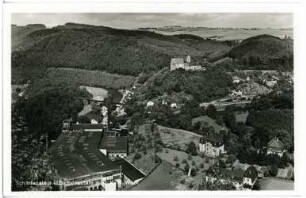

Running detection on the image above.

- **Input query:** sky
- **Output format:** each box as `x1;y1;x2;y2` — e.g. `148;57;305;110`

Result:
12;13;293;29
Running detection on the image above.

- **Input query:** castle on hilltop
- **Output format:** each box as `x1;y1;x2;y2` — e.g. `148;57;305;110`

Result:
170;55;204;71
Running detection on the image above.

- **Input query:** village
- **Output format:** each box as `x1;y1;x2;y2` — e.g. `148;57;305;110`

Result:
48;55;294;191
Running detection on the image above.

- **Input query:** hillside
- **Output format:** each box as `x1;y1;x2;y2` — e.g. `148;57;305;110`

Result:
11;23;231;83
228;34;293;59
11;24;46;51
227;34;293;70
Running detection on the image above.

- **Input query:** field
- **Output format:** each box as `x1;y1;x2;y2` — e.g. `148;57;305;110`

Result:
259;177;294;190
192;115;228;133
131;160;183;190
79;86;108;98
45;67;136;90
157;148;214;171
158;125;201;151
150;28;293;41
234;111;249;123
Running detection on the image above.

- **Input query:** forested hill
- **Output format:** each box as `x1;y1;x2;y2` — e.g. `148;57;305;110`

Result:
227;34;293;70
11;23;231;83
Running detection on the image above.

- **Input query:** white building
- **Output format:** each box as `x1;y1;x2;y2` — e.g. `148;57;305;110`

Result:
146;101;154;107
199;133;225;158
170;55;204;71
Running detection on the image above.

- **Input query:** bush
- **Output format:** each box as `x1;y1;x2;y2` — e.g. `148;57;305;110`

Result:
180;179;185;184
191;160;196;166
189;182;194;189
269;165;278;176
200;163;204;169
173;156;179;161
134;153;142;160
190;168;197;177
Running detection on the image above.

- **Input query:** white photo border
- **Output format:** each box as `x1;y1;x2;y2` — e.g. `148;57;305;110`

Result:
2;1;306;198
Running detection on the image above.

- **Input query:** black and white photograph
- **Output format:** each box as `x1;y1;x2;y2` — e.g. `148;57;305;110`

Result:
7;12;297;192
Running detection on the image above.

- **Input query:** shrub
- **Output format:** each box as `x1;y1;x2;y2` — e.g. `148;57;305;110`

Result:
190;168;197;177
180;179;185;184
269;165;278;176
134;153;142;160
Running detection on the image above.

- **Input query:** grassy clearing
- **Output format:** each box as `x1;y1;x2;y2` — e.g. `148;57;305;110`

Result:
45;67;136;90
157;148;214;172
192;115;228;133
131;160;182;190
127;150;158;175
259;177;294;190
158;125;201;151
234;111;249;123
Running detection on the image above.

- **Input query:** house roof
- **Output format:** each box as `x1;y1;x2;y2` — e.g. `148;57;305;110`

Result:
99;136;128;153
92;95;105;102
200;132;223;146
244;166;258;182
82;111;102;123
207;167;244;183
171;58;184;64
267;137;285;150
114;159;145;181
50;131;119;180
71;123;104;130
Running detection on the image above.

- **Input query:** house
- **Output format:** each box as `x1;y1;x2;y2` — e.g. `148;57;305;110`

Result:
232;76;241;84
205;167;245;190
205;166;258;190
146;101;154;107
170;103;177;108
50;131;122;191
243;166;258;188
62;120;104;133
267;137;286;157
199;133;225;158
265;80;277;88
99;135;128;160
114;159;146;186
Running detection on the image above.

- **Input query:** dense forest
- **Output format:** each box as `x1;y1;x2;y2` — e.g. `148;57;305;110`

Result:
11;23;231;84
227;34;293;71
143;68;233;102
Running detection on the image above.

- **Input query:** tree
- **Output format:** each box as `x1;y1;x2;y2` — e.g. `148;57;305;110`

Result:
187;141;198;156
184;164;190;175
269;165;278;177
77;115;91;124
190;168;197;177
134;153;142;161
206;104;217;119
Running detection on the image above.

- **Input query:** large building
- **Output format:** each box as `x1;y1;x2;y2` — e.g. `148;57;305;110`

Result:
199;133;225;158
170;55;204;71
99;135;128;160
51;122;144;191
